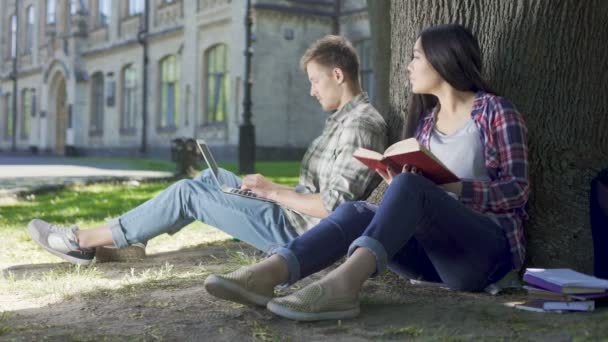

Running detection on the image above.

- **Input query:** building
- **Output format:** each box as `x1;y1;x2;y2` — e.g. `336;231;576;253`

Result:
0;0;373;160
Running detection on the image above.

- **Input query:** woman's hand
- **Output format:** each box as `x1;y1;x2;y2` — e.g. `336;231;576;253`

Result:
376;164;420;185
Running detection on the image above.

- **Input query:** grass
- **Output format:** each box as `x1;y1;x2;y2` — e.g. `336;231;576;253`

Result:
0;161;300;231
0;160;299;268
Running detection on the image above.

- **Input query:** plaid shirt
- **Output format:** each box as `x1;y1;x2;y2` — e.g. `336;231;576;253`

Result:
415;91;530;269
283;93;388;234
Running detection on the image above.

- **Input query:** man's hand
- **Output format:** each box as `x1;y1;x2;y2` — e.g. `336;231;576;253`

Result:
241;174;280;199
376;164;420;185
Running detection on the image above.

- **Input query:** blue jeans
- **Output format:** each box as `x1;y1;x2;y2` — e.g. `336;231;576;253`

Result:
108;169;299;253
274;173;513;291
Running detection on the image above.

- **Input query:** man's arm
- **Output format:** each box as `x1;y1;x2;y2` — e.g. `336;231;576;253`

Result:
241;174;328;218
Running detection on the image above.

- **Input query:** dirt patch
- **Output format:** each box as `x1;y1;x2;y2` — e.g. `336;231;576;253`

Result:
1;241;607;341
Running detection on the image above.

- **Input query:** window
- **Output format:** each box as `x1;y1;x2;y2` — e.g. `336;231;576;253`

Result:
3;93;13;140
26;6;35;53
204;44;229;124
70;0;78;15
99;0;111;26
159;55;180;128
121;65;137;131
10;15;17;58
90;72;105;134
355;39;374;103
21;89;34;139
128;0;144;15
47;0;56;24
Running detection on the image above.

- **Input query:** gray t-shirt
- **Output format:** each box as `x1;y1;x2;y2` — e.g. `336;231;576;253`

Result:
429;118;489;184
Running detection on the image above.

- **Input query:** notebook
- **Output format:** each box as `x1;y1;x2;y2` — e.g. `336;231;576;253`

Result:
195;139;276;203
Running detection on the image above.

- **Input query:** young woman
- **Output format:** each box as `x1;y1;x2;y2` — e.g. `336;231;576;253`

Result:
204;24;530;321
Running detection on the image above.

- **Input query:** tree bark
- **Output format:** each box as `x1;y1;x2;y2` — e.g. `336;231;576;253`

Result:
366;0;402;144
370;0;608;272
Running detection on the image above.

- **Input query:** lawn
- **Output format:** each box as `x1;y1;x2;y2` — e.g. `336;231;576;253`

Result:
2;160;608;341
0;161;300;268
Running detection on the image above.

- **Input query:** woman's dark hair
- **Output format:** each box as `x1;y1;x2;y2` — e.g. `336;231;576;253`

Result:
405;24;495;137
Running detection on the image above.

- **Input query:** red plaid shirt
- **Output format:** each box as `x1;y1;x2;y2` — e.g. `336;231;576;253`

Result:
415;91;530;269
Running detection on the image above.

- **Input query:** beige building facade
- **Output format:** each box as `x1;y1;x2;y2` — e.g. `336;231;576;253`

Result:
0;0;373;160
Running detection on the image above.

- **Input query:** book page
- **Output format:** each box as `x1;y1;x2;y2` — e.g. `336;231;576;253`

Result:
384;138;420;156
353;148;384;160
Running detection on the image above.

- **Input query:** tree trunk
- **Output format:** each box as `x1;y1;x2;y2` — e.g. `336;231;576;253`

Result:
366;0;402;144
370;0;608;272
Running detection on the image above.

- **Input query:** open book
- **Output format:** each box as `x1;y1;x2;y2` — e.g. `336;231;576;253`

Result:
353;138;459;184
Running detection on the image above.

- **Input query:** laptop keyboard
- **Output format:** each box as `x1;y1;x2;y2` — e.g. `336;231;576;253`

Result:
229;188;259;198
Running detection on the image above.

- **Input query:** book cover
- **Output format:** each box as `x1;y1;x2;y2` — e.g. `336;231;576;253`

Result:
515;299;595;313
543;300;595;312
353;138;459;185
523;268;608;294
514;299;558;313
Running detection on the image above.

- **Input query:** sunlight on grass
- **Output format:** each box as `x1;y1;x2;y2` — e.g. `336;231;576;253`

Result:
0;161;299;313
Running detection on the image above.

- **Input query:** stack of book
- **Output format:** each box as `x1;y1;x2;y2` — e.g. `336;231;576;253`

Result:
515;268;608;313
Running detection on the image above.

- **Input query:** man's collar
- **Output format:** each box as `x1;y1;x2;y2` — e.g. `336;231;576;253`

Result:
327;92;369;123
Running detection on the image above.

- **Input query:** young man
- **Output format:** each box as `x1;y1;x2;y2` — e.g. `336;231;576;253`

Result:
28;35;389;265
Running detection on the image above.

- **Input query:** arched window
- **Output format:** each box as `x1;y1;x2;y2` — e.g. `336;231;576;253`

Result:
121;65;138;131
90;72;105;134
354;39;374;103
204;44;229;124
26;6;35;53
159;55;180;128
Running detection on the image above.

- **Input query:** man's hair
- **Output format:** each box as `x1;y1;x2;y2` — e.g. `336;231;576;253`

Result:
300;35;360;84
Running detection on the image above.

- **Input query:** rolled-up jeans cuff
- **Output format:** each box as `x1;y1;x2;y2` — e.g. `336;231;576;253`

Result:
269;247;301;288
107;217;129;249
347;236;388;277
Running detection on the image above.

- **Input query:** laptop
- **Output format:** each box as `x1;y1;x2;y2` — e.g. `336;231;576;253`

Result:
195;139;276;203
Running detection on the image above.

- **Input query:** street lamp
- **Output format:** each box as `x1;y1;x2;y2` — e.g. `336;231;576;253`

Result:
238;0;255;174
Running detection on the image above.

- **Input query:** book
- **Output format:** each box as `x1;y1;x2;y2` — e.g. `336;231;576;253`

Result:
514;299;559;313
523;268;608;294
353;138;459;184
543;300;594;312
514;299;595;313
524;285;608;301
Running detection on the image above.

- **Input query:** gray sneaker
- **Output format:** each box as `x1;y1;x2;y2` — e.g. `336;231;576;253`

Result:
204;267;274;307
266;282;360;321
28;219;96;265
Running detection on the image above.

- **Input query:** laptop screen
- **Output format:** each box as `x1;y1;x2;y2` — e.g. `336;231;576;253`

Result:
195;139;223;187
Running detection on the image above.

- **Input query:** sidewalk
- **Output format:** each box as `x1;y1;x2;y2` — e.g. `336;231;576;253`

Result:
0;156;174;200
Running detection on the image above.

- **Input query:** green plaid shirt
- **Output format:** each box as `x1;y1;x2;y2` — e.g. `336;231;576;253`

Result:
282;93;388;234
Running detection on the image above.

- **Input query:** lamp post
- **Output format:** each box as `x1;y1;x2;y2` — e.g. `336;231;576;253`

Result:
238;0;255;174
11;0;20;152
137;0;149;154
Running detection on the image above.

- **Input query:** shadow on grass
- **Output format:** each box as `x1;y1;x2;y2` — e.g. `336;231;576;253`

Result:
2;239;608;341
